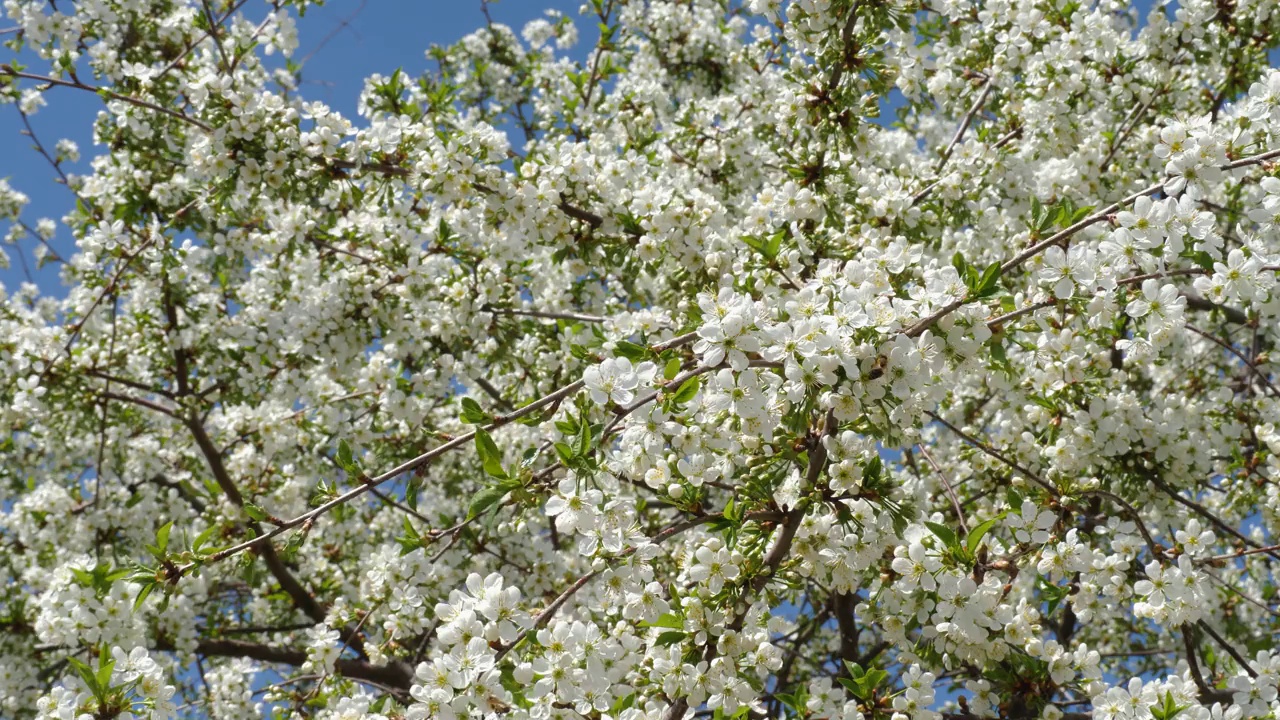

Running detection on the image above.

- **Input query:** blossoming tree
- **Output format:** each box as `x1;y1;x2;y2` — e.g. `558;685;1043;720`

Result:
2;0;1280;718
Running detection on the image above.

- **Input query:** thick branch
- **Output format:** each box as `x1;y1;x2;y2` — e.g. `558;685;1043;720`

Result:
155;637;413;693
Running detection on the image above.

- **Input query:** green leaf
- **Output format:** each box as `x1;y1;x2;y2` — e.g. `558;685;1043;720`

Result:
243;504;268;522
1030;196;1047;229
924;521;959;550
863;456;883;486
614;340;648;361
553;442;576;466
67;657;100;696
1040;577;1072;616
966;516;1001;554
555;416;579;437
104;567;132;584
654;630;687;647
1152;690;1190;720
670;376;701;405
192;525;218;553
611;692;637;714
1054;204;1070;229
133;581;156;611
973;261;1002;298
723;497;739;523
742;234;767;255
406;475;421;511
664;357;682;380
474;429;507;479
155;521;173;553
396;516;423;555
861;668;889;694
646;613;683;629
459;397;490;424
95;655;115;693
1181;248;1216;271
775;693;803;713
70;567;96;588
764;230;785;259
1028;394;1057;411
337;439;354;471
574;420;592;458
1006;489;1024;510
467;484;508;520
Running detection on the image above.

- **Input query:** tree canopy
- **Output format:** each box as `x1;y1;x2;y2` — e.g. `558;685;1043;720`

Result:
2;0;1280;719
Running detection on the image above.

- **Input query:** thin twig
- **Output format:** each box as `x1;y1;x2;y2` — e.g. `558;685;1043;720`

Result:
1;66;213;132
916;444;969;534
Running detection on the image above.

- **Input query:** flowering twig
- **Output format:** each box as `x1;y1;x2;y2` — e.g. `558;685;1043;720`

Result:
1;66;213;132
182;332;698;573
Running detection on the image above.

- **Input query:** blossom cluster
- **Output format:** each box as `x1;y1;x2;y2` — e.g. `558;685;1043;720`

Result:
1;0;1280;719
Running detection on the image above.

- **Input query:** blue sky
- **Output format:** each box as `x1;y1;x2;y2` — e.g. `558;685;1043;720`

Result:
0;0;581;295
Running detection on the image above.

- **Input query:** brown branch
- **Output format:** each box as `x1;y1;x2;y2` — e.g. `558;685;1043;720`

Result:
905;146;1280;338
832;591;860;672
1183;293;1250;326
1184;324;1278;397
1147;472;1280;562
825;1;862;93
923;410;1060;497
1;65;213;132
1197;620;1259;678
100;391;180;419
1200;542;1280;563
155;637;413;693
482;305;607;323
912;78;995;205
87;370;177;399
1183;626;1233;704
184;415;330;626
472;376;514;412
1100;87;1164;171
154;0;251;80
916;444;969;535
493;510;777;663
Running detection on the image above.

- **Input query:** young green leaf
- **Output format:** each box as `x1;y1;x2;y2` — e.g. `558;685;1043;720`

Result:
924;520;959;550
664;357;682;380
474;428;508;479
67;657;101;697
971;261;1002;298
467;484;508;520
133;581;156;611
614;340;648;361
670;375;701;405
155;520;173;553
574;420;593;458
654;630;687;647
459;397;490;424
965;516;1001;554
337;439;354;470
